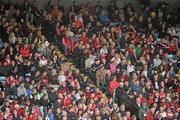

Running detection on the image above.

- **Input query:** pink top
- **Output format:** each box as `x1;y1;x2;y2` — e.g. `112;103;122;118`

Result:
110;63;117;74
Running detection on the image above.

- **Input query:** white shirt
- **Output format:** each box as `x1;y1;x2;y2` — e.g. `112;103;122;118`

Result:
127;65;135;73
100;47;108;55
58;75;66;85
153;58;162;67
155;81;159;90
85;57;95;69
39;59;48;65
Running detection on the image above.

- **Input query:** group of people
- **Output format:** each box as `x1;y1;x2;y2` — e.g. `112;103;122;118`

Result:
0;0;179;120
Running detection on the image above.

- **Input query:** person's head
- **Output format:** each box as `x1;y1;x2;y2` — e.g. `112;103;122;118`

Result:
13;109;18;115
127;60;132;65
25;99;31;106
121;58;126;64
95;108;100;116
48;108;53;114
159;106;164;112
56;108;61;114
33;93;38;100
5;107;11;115
138;15;143;22
113;103;118;110
131;115;137;120
75;69;80;75
101;58;106;64
120;103;125;112
160;81;165;87
95;59;100;64
62;116;67;120
20;83;25;88
124;81;129;87
6;54;10;59
150;107;155;114
125;111;131;118
153;103;157;109
24;43;29;49
156;54;160;59
7;114;13;120
136;97;141;104
153;74;158;81
118;82;123;88
112;76;117;81
73;1;77;6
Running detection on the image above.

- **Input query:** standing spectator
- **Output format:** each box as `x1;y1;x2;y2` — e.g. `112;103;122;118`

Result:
146;107;157;120
138;102;150;120
23;0;34;23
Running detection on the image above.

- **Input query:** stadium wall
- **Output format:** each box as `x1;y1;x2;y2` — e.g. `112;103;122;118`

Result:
2;0;180;10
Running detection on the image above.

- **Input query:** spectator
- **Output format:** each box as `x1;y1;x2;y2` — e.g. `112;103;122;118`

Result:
20;43;31;58
146;107;157;120
138;102;150;120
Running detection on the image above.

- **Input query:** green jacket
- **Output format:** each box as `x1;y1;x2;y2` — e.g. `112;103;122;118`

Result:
138;106;150;120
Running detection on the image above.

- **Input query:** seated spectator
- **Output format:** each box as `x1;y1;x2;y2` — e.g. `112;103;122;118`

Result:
20;44;31;58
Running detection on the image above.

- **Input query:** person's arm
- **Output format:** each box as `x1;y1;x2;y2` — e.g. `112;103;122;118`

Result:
138;109;143;120
62;37;65;45
17;87;21;97
24;88;27;97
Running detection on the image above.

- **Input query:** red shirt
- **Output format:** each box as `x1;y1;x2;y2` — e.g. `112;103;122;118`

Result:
171;101;179;110
109;80;119;95
119;74;129;81
20;47;30;57
126;47;134;55
64;97;72;107
165;102;170;110
146;112;155;120
144;48;150;54
94;92;101;100
159;92;165;98
168;44;176;53
0;113;3;120
140;96;147;104
27;113;36;120
15;78;20;85
86;48;93;55
148;97;154;106
58;87;69;94
18;108;26;118
133;38;140;45
93;40;102;49
63;37;73;47
85;91;91;99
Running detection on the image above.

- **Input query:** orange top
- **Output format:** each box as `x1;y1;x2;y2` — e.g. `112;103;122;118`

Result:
51;9;60;17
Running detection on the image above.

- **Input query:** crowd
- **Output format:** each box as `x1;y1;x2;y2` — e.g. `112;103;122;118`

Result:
0;0;179;120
